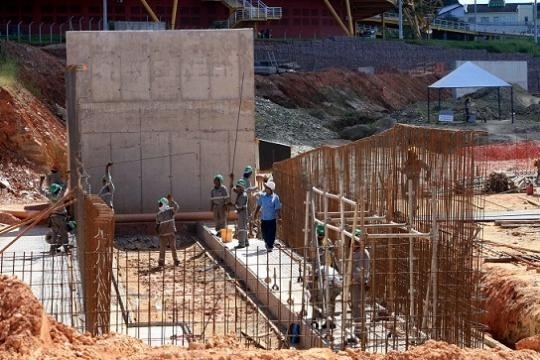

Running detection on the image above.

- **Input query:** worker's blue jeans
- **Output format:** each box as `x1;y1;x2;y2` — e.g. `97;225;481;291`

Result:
260;219;277;250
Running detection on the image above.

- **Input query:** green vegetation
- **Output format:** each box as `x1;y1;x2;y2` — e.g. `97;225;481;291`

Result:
409;38;540;57
0;57;19;86
0;54;41;97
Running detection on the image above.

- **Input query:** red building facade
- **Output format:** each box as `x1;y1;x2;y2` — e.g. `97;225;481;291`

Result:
0;0;349;38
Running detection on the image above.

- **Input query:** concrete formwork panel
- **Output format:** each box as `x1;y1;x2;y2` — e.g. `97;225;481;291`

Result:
67;30;255;213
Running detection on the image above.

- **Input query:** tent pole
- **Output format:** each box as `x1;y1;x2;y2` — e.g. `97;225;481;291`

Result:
427;87;431;123
511;86;515;124
497;87;501;120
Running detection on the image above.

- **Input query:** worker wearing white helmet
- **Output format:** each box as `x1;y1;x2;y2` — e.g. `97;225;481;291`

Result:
156;194;180;267
253;180;281;252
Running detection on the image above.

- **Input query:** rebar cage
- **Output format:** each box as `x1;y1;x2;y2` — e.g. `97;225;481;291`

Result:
272;124;486;349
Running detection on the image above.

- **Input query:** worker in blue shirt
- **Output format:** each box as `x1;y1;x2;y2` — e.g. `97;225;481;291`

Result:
253;181;281;252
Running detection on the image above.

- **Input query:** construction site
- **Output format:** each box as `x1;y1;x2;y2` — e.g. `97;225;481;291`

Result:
2;28;540;359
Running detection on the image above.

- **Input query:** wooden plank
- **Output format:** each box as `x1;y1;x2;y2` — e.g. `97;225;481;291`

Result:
498;224;540;228
495;219;540;225
518;196;540;208
484;257;514;263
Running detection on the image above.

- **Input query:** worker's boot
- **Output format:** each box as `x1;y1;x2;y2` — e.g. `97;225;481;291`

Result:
49;245;60;254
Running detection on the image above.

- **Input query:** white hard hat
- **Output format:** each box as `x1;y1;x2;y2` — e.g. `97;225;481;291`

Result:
265;181;276;191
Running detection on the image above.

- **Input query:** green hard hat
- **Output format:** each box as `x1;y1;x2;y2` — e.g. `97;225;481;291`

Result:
243;165;253;174
158;197;169;206
214;174;224;182
316;224;325;236
354;229;362;237
236;178;248;188
50;183;62;195
67;220;77;232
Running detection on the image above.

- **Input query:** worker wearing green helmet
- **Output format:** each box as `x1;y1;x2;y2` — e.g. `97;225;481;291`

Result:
38;177;68;254
308;222;342;329
233;178;249;249
316;223;325;237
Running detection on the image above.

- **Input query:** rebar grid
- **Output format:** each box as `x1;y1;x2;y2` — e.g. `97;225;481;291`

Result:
110;243;284;348
272;124;486;349
0;240;484;352
0;250;84;332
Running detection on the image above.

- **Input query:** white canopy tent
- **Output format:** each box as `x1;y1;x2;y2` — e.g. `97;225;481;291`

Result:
427;61;514;123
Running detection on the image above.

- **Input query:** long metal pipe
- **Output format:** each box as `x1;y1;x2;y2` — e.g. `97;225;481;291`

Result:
115;211;238;223
4;209;238;224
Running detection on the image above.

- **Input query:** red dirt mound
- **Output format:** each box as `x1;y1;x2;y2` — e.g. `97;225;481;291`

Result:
1;275;539;359
256;68;439;112
3;41;65;108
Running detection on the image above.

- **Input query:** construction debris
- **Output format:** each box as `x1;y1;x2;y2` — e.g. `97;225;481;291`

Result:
484;172;515;193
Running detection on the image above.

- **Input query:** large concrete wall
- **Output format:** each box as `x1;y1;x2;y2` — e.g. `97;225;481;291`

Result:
67;30;255;213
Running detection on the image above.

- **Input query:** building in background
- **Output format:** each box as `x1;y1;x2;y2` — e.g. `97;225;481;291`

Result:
0;0;395;39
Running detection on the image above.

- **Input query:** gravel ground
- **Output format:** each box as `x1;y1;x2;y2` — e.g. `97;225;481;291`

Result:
255;97;341;149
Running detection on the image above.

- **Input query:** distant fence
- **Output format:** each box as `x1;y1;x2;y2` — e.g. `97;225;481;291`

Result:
0;19;165;44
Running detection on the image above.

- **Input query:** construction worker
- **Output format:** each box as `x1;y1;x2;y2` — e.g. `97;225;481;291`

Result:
307;264;343;330
401;147;430;199
464;97;472;122
39;179;68;254
350;229;371;340
242;165;254;187
210;174;229;237
45;163;65;189
250;173;271;239
98;162;115;209
242;165;259;238
253;180;281;252
233;178;249;249
314;223;337;267
156;194;180;267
